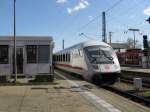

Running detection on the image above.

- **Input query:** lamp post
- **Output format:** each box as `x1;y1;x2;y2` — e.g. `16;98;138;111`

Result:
14;0;17;82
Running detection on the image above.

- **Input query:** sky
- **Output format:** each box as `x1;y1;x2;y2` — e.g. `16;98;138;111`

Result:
0;0;150;51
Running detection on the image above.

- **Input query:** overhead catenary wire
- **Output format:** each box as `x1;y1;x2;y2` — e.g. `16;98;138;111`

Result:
74;0;125;36
107;0;144;24
105;0;124;12
76;14;101;33
79;33;101;40
68;0;126;42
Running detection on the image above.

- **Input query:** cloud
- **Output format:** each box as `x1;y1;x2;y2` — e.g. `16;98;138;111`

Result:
67;0;90;14
56;0;67;4
144;7;150;16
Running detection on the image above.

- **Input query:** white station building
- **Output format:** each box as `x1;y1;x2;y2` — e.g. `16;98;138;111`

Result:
0;36;54;78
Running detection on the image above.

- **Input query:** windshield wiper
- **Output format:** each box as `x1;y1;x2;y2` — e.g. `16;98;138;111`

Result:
91;57;97;64
101;50;113;61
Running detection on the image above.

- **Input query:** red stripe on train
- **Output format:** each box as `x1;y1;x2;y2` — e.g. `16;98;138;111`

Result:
55;63;83;70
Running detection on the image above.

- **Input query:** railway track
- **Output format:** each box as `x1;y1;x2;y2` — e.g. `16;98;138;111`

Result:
102;85;150;106
55;69;150;107
120;76;150;88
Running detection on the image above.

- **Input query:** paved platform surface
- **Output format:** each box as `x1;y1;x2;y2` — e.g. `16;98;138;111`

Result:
0;70;149;112
121;67;150;79
0;77;97;112
121;67;150;73
55;70;150;112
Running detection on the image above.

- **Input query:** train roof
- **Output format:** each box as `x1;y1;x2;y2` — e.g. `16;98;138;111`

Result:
55;40;111;54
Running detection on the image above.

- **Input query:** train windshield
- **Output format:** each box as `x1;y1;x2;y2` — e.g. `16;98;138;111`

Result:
84;46;114;64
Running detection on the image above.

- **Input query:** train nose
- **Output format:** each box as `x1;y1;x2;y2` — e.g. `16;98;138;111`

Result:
92;64;120;73
92;64;99;69
92;73;120;85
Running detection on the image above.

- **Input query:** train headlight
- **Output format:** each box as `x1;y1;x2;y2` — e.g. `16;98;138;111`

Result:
92;65;99;69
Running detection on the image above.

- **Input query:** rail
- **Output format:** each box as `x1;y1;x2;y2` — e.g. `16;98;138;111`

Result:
102;85;150;106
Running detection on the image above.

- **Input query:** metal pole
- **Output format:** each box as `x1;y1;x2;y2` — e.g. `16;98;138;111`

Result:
14;0;17;82
133;31;135;48
109;32;112;44
102;12;106;42
62;39;64;50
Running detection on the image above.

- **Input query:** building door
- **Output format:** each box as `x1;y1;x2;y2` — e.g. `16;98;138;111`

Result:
13;48;23;74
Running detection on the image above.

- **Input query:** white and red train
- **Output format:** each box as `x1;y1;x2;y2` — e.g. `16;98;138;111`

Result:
54;40;121;84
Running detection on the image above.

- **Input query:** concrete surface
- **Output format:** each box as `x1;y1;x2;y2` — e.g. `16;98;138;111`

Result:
0;70;149;112
0;77;97;112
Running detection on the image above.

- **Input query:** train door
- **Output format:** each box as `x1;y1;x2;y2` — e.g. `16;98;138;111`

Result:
13;47;23;74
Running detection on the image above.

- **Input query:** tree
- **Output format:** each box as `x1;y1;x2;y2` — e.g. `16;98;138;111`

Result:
126;37;141;49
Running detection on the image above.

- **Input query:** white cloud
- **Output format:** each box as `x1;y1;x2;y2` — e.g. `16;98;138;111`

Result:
67;0;90;14
67;8;72;14
144;7;150;16
56;0;67;4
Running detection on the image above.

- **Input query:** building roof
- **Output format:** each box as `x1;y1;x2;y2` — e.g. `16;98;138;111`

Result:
0;36;54;46
0;36;53;41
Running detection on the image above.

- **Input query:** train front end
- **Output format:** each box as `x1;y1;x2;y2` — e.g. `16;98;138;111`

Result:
84;44;121;84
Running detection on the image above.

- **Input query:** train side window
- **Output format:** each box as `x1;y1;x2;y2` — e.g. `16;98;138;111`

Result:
54;55;56;61
78;49;83;57
60;55;62;62
0;45;9;64
61;54;63;62
58;55;59;62
64;54;66;62
58;55;60;61
68;53;70;62
59;55;60;61
66;54;68;62
63;54;65;62
53;56;56;61
66;54;67;62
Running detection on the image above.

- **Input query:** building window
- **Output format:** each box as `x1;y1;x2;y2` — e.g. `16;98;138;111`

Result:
38;45;50;63
0;45;8;64
26;45;50;63
26;45;37;63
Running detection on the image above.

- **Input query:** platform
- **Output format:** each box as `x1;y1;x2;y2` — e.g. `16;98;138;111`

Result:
55;70;150;112
0;71;149;112
121;67;150;78
121;67;150;73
